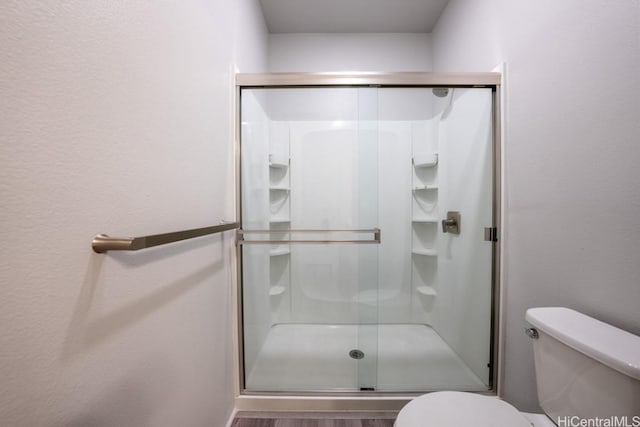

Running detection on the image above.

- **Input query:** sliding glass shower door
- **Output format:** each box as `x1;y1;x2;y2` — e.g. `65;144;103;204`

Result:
240;87;381;391
239;82;496;393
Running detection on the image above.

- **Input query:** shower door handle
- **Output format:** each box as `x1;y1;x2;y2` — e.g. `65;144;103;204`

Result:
237;228;381;245
441;211;461;234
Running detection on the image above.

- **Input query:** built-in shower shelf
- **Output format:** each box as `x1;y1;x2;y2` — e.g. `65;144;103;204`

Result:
412;216;438;223
269;161;289;169
269;154;289;169
412;248;438;256
269;186;290;192
269;286;285;296
417;286;437;297
413;153;438;168
413;184;438;191
269;247;290;256
269;217;290;224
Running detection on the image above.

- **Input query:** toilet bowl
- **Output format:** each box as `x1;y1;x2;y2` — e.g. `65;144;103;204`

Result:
395;307;640;427
395;391;546;427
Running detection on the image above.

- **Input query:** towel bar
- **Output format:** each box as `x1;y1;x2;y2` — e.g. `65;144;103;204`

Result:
92;222;239;253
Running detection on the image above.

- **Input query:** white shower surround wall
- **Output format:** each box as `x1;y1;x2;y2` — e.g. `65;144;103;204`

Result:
241;87;494;389
434;89;493;384
240;90;272;378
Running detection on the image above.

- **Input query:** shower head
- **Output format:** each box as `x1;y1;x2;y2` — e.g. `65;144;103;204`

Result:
439;88;455;119
432;88;449;98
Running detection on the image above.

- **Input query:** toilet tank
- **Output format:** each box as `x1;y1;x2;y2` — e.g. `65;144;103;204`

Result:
526;307;640;420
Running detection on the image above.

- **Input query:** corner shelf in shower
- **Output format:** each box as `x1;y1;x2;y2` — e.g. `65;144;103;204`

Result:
269;247;290;256
412;216;438;223
269;217;290;224
417;286;437;297
411;146;439;319
413;152;438;168
412;248;438;257
269;155;289;169
269;186;290;192
268;285;286;296
413;184;438;191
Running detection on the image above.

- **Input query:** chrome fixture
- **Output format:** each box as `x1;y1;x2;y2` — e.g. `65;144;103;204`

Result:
484;227;498;242
432;87;449;98
237;228;381;245
441;211;461;234
525;328;539;339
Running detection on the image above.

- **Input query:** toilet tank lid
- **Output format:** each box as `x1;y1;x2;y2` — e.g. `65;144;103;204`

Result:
526;307;640;380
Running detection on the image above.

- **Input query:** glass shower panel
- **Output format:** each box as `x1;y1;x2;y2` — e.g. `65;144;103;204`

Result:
354;88;379;391
425;87;494;390
373;87;494;391
239;83;495;394
240;87;379;392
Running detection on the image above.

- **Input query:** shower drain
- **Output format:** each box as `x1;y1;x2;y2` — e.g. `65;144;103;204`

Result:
349;349;365;360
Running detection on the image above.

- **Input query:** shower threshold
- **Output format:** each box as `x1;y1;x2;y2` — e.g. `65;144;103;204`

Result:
245;324;487;393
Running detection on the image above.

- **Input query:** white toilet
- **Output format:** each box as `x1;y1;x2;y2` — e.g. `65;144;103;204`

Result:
395;307;640;426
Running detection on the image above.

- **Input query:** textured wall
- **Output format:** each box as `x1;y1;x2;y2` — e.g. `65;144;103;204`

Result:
432;0;640;411
0;1;266;426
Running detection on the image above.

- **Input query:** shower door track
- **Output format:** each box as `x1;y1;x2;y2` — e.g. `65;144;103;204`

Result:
236;71;500;88
233;72;503;411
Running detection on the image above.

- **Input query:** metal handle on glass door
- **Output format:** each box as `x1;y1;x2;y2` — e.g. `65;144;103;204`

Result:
441;211;461;234
237;228;381;245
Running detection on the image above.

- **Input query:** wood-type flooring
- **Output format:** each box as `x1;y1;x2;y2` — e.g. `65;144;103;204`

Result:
231;412;396;427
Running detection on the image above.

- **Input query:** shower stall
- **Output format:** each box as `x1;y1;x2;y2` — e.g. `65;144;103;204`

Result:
237;73;500;395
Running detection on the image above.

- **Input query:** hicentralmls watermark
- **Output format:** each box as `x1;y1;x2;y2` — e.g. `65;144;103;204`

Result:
556;416;640;427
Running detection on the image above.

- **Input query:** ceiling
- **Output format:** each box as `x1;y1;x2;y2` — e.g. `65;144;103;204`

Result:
259;0;451;34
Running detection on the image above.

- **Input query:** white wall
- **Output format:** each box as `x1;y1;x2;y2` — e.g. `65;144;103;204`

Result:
269;33;432;72
432;0;640;411
0;1;267;426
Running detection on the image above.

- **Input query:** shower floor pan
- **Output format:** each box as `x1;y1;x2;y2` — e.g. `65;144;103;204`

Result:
245;324;487;392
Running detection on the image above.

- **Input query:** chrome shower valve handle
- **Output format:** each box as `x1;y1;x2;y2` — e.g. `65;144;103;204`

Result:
441;211;461;234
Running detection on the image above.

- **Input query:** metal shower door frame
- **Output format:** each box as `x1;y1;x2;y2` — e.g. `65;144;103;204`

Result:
234;72;502;400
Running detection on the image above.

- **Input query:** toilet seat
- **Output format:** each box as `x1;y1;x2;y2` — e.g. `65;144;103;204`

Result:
395;391;533;427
